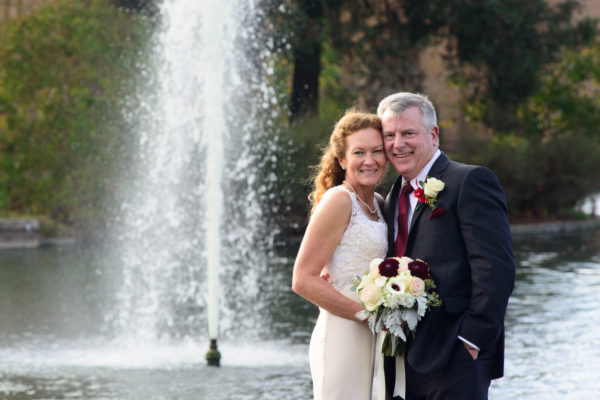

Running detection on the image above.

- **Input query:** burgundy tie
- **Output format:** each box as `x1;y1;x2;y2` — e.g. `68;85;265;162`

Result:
394;183;413;257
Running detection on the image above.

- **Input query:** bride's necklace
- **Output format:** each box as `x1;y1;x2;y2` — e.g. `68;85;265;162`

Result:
342;180;377;214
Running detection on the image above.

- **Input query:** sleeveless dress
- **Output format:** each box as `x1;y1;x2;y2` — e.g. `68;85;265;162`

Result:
309;186;388;400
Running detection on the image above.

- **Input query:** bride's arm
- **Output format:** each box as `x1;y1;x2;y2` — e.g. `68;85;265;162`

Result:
292;189;365;322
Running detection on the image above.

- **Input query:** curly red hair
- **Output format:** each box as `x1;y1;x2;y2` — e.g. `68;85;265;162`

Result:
308;110;382;216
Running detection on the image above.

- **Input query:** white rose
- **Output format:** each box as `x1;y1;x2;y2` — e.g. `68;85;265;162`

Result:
397;257;412;272
424;177;445;198
360;282;384;311
407;277;425;296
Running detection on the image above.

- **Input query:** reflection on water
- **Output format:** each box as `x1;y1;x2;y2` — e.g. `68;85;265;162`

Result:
492;230;600;399
0;229;599;399
0;246;120;343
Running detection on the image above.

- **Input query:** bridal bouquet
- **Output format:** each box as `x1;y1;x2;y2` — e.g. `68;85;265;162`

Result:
353;257;441;356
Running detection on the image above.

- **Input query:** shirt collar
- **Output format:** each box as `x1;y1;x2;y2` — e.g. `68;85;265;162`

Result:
402;149;442;189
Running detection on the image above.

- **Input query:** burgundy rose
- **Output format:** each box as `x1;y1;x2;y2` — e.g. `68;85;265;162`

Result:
429;207;446;220
408;259;431;280
378;258;400;277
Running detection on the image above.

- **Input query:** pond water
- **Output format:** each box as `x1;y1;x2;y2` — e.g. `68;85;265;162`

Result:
0;229;599;399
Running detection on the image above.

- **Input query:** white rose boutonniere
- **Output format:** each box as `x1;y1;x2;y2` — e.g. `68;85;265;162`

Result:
423;177;445;198
414;177;446;219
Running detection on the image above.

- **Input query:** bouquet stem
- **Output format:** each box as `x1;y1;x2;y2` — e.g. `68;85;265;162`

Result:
381;332;405;357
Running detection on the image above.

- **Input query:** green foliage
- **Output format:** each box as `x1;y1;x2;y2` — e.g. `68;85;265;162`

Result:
455;134;600;219
313;0;600;220
282;117;334;223
453;37;600;219
517;41;600;140
264;0;600;221
444;0;597;132
320;1;428;106
36;214;75;237
272;0;434;121
282;0;596;131
0;0;153;235
318;40;356;119
449;8;600;220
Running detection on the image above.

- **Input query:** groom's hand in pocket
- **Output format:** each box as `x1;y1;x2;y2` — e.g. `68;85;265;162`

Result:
464;343;479;360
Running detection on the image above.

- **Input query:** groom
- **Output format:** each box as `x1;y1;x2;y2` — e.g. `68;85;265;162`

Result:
379;92;515;400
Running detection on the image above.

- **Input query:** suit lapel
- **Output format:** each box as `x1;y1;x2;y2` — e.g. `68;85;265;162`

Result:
406;153;450;253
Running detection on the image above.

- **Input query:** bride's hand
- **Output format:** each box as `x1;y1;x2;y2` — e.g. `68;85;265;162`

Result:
320;269;329;281
355;309;369;325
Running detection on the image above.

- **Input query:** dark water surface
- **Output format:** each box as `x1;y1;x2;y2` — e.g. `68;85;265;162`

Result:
0;229;599;399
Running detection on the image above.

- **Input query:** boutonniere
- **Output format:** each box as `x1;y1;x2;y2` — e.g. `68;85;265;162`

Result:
414;177;446;219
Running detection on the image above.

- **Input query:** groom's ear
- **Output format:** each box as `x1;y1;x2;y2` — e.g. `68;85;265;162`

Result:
430;126;439;147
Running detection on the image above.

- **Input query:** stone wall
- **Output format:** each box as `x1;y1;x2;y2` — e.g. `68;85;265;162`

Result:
0;219;40;249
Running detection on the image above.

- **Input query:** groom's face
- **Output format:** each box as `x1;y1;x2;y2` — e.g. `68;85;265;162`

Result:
382;107;438;181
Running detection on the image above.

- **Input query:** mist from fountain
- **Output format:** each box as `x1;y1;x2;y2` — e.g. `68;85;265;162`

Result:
110;0;286;361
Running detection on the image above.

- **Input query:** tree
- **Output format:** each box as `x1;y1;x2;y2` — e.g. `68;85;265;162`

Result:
517;39;600;140
287;0;437;118
290;0;323;121
284;0;596;125
279;0;599;220
441;0;597;132
0;0;152;233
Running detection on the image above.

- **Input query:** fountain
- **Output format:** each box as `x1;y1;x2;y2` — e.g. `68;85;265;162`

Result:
112;0;284;365
2;2;600;398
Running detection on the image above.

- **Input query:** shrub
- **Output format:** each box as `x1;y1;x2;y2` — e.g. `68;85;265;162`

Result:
0;0;153;236
455;134;600;220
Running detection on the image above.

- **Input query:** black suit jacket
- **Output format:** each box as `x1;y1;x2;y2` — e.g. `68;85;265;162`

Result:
383;152;515;379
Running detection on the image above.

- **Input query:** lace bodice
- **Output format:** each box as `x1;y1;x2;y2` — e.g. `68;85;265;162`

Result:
327;187;388;297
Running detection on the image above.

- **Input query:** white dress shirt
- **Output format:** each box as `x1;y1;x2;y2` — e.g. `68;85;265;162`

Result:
392;149;441;239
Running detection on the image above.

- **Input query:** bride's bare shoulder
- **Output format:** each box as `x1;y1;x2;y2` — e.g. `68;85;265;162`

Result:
316;187;352;213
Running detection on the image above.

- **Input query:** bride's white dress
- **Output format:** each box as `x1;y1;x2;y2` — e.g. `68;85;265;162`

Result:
309;186;388;400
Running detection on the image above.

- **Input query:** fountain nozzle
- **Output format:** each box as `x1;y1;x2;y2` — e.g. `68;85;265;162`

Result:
205;338;221;367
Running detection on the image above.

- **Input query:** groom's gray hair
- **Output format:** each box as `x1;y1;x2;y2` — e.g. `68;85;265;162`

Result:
377;92;437;134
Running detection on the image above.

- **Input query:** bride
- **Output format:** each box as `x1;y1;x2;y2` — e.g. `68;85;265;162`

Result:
292;110;388;400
